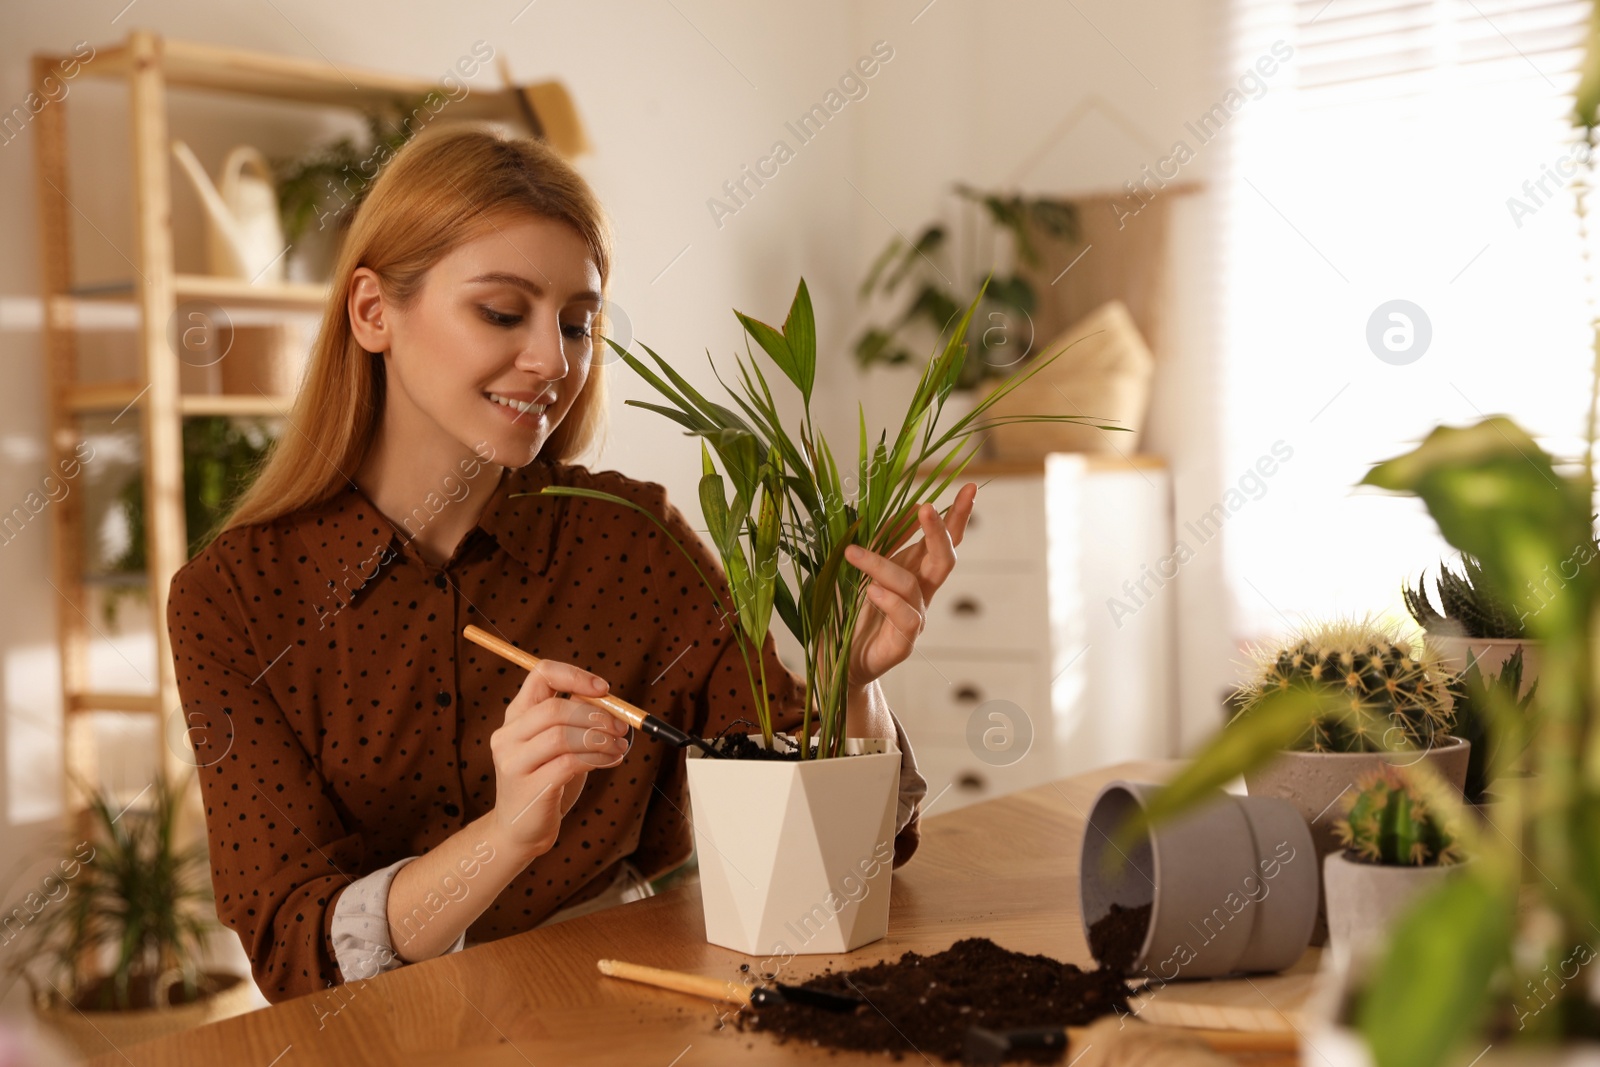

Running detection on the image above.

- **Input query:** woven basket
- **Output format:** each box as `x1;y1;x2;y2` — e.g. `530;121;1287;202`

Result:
31;971;256;1060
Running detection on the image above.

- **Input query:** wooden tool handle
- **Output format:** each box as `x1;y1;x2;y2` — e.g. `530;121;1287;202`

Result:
463;624;648;729
597;959;751;1006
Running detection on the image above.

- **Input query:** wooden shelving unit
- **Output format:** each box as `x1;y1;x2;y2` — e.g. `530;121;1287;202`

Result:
30;29;570;804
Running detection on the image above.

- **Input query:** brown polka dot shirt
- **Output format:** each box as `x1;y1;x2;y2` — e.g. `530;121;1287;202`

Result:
165;458;924;1003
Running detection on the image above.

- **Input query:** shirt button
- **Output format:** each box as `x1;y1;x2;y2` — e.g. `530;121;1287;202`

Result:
442;803;460;818
434;573;448;590
436;691;452;708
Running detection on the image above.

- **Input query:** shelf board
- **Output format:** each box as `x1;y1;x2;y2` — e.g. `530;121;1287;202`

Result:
183;393;296;417
67;691;159;715
63;275;329;313
176;274;330;311
76;37;527;121
66;381;295;418
917;454;1169;477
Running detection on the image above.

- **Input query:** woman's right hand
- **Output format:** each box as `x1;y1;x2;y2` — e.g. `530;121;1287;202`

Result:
488;658;630;861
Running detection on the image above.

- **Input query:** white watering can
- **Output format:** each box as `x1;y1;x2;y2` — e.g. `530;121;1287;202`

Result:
170;140;286;283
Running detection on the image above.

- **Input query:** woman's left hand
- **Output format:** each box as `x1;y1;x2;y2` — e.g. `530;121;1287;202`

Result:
845;482;977;689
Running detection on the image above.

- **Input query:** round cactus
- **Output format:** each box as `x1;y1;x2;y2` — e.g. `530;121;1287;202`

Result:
1231;619;1454;753
1334;764;1463;866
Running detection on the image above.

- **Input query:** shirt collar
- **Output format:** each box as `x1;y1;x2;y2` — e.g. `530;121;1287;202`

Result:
290;460;559;614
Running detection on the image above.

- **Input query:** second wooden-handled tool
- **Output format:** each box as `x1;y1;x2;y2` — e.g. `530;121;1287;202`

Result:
597;959;862;1011
462;625;725;759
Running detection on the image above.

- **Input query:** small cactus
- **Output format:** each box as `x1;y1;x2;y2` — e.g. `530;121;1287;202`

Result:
1334;764;1464;867
1232;619;1454;753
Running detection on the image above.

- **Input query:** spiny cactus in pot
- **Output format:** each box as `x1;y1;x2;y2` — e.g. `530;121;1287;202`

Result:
1225;619;1468;945
1231;619;1455;754
1324;764;1470;963
1334;764;1464;868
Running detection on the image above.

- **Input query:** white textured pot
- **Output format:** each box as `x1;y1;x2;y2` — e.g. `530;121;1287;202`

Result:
1429;634;1542;690
1323;852;1467;969
1303;952;1600;1066
1245;738;1471;866
1246;738;1470;945
685;735;900;957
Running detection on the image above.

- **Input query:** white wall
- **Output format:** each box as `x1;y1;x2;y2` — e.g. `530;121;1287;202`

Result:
0;0;1231;1004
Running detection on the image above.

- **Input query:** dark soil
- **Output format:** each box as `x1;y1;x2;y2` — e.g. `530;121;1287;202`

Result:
736;937;1132;1062
711;729;866;762
1086;903;1151;974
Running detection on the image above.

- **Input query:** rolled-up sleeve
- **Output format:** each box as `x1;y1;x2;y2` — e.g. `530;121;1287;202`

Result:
331;856;467;981
167;560;366;1003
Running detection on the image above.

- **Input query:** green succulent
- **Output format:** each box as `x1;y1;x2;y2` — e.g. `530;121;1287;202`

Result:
1404;556;1525;639
1231;619;1454;754
1334;764;1464;867
1446;647;1538;806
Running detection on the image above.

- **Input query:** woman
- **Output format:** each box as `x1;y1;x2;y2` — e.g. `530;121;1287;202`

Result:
166;126;978;1004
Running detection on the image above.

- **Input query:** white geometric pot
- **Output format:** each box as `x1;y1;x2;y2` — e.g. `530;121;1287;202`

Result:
686;735;901;957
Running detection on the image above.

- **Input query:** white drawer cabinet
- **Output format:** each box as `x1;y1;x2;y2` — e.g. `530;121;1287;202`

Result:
883;455;1174;815
917;570;1049;654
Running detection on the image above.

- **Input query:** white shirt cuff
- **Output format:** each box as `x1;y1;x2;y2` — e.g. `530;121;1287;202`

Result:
887;709;927;835
331;855;468;982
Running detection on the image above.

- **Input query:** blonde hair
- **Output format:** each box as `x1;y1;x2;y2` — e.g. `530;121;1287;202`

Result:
222;125;613;533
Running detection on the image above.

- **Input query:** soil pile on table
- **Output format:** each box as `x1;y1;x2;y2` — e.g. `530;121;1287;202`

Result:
737;937;1132;1062
1086;902;1152;974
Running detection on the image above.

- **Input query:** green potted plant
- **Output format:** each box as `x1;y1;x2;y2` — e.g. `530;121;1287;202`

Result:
530;278;1107;955
271;94;435;282
102;415;276;626
1323;763;1469;966
1232;618;1467;854
1404;555;1549;688
853;184;1078;391
1446;648;1538;812
4;775;254;1058
1134;418;1599;1063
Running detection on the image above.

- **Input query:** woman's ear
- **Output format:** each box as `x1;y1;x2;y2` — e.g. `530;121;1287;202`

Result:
348;267;391;354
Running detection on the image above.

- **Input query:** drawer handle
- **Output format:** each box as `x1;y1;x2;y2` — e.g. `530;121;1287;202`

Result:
953;684;983;704
951;597;981;617
957;771;987;792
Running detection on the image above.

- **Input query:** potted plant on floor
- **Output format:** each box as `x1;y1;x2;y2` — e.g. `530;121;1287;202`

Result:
534;279;1107;956
1404;555;1550;688
3;776;255;1059
1323;763;1469;966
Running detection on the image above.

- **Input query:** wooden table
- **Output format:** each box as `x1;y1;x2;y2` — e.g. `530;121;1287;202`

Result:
88;760;1302;1066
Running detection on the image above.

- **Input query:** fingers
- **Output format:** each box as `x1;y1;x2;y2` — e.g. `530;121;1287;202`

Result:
845;543;924;608
916;501;958;589
497;709;631;776
507;657;610;723
863;582;923;649
533;657;610;698
505;699;627;744
945;482;978;547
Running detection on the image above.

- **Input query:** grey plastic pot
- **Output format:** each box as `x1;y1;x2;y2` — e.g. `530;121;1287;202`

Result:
1080;780;1318;980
